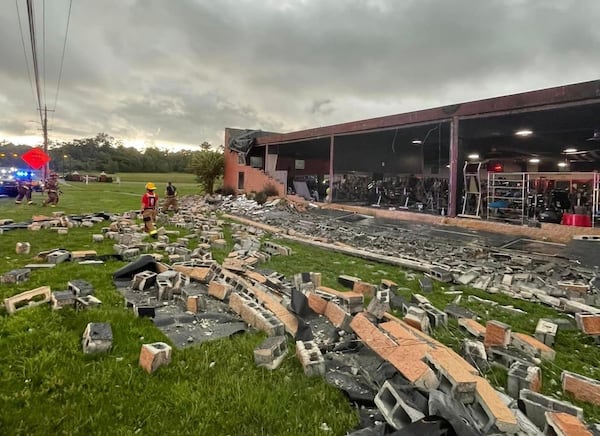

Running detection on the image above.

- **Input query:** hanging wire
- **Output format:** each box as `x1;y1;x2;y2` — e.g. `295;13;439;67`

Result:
52;0;73;118
15;0;38;120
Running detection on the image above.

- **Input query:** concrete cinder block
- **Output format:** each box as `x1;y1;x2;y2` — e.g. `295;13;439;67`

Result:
295;340;325;377
68;279;94;297
366;297;390;320
519;389;584;431
534;319;558;346
254;336;288;370
208;281;233;301
545;412;592;436
374;380;425;430
131;271;157;291
4;286;51;314
511;332;556;361
46;249;70;264
82;322;112;354
0;268;31;284
139;342;172;373
15;242;31;254
75;295;102;309
92;234;104;242
562;371;600;407
506;362;542;399
52;291;76;310
484;320;512;348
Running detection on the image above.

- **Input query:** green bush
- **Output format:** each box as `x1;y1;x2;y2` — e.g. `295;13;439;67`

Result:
220;185;236;196
255;191;268;204
262;183;279;197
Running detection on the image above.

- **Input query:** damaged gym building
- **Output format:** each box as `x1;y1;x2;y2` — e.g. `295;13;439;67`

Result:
224;80;600;234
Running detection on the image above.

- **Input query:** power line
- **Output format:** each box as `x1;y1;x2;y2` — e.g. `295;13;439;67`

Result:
15;0;37;119
52;0;73;114
25;0;44;125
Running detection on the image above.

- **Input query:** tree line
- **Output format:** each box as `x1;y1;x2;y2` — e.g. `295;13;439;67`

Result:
1;133;225;193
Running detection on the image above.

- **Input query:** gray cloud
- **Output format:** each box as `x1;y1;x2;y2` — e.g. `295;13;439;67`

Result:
1;0;599;149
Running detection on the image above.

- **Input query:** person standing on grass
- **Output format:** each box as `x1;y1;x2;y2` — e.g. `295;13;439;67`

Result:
15;177;33;205
163;181;178;213
141;182;159;238
42;173;60;207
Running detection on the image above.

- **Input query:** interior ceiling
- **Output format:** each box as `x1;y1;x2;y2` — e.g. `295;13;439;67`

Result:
264;101;600;167
460;102;600;162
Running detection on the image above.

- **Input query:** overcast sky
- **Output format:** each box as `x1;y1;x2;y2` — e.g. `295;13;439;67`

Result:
0;0;599;151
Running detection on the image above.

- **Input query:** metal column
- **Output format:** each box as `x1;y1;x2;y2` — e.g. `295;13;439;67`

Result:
448;116;459;217
328;136;334;203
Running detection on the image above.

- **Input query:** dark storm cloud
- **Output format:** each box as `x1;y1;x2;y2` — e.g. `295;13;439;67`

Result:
1;0;599;148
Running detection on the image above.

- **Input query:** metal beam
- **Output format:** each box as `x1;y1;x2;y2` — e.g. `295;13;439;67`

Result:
329;136;334;203
448;117;459;217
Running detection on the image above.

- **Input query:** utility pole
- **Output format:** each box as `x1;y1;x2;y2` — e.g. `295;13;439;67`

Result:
43;106;49;180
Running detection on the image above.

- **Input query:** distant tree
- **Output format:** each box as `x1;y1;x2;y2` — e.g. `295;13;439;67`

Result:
188;145;224;194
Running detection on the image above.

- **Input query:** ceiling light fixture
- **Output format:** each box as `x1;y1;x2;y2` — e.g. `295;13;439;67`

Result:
515;129;533;137
563;147;578;153
412;139;423;145
529;158;540;163
557;162;567;168
467;153;479;160
587;129;600;142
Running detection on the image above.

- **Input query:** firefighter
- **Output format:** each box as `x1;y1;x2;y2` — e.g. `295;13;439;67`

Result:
43;173;60;207
141;182;159;238
15;177;33;205
163;181;178;213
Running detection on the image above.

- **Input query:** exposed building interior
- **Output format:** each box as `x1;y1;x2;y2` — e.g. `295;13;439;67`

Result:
230;81;600;228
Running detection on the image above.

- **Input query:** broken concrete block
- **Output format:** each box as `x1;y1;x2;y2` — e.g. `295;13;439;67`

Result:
57;228;68;235
425;349;478;404
374;380;425;430
575;313;600;336
562;371;600;406
92;234;104;242
461;340;489;374
15;242;31;254
307;292;328;315
316;286;364;314
133;304;155;318
131;271;157;291
418;276;433;292
511;332;556;361
471;377;519;434
82;322;112;354
122;248;141;261
338;274;361;289
403;306;430;334
366;297;389;320
518;389;584;431
380;278;398;292
75;295;102;309
506;362;542;399
545;412;592;436
68;279;94;297
458;318;486;338
52;291;75;310
295;340;325;377
254;336;288;370
139;342;172;373
444;304;477;320
324;301;352;331
457;270;479;285
208;281;233;301
422;304;448;328
353;281;376;298
46;249;70;264
186;295;204;313
429;267;453;283
375;288;391;304
484;320;511;348
4;286;51;314
534;319;558;346
0;268;31;284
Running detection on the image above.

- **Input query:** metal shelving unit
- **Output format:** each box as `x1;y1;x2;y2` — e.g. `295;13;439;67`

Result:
487;172;530;224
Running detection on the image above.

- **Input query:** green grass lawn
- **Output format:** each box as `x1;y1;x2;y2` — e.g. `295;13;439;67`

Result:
0;180;358;435
1;179;599;434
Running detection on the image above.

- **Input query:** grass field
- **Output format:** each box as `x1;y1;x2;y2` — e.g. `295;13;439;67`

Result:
1;175;599;434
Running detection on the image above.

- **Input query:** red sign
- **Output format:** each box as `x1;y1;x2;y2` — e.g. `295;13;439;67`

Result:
21;148;51;170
